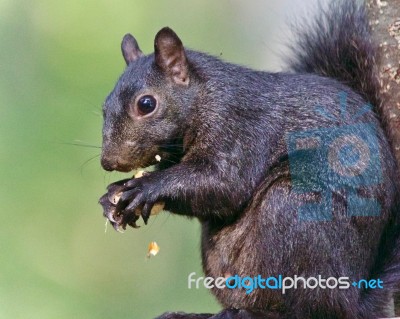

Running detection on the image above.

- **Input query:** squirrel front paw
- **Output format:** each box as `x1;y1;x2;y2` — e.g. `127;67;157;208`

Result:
99;178;137;230
99;175;164;231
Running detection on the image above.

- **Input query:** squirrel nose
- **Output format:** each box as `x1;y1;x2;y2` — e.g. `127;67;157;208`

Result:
101;155;117;171
101;153;134;172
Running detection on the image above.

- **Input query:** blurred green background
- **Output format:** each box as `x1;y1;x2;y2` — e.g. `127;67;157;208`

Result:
0;0;312;318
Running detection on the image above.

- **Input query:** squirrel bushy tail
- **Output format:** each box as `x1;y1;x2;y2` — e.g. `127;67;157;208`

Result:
287;0;381;110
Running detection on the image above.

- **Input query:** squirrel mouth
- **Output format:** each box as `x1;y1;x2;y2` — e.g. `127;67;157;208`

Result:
113;165;135;173
101;156;135;172
101;153;163;173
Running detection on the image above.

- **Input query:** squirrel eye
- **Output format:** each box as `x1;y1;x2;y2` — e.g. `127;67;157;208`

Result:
136;95;157;116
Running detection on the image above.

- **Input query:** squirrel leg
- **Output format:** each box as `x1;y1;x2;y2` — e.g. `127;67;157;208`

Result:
103;159;252;227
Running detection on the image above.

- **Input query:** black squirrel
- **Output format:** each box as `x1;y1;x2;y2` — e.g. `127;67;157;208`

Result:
99;1;400;318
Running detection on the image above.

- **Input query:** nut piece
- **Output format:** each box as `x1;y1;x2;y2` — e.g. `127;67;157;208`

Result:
147;241;160;258
150;202;165;215
134;170;145;178
134;201;165;216
133;170;165;216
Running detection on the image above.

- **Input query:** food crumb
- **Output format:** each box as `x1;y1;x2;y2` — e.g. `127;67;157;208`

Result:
147;241;160;258
150;202;165;216
155;154;161;162
134;170;145;178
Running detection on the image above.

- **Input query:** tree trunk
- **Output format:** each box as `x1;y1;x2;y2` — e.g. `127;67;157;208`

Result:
367;1;400;317
367;0;400;160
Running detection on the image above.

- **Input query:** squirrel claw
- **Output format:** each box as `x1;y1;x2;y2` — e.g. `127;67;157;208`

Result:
101;175;160;230
99;192;125;232
112;221;123;232
141;201;155;225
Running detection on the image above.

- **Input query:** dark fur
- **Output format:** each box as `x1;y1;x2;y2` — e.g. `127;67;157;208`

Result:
99;1;400;318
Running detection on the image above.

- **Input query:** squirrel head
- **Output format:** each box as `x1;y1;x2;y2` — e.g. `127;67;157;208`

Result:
101;27;196;172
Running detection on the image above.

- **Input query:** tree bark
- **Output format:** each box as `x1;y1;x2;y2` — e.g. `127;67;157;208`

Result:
367;1;400;317
367;0;400;161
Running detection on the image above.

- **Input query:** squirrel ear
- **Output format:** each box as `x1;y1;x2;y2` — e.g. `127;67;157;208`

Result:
121;34;143;65
154;27;189;86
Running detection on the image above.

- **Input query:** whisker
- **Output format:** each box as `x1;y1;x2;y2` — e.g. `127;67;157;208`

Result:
76;93;103;111
159;157;179;165
158;148;183;153
60;141;101;149
158;143;184;147
160;151;184;156
80;154;101;176
158;211;172;229
103;171;113;188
